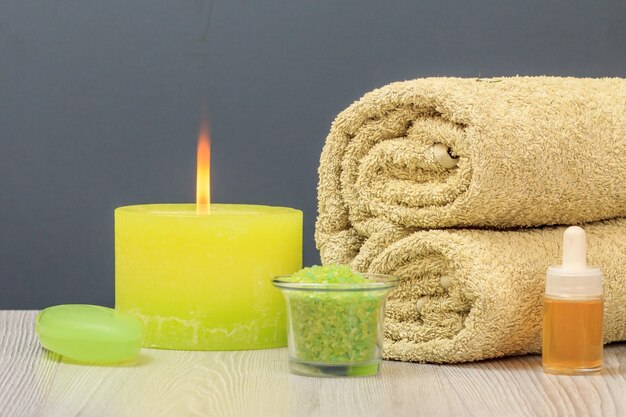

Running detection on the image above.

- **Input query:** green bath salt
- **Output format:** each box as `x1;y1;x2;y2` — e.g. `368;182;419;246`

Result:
283;265;387;364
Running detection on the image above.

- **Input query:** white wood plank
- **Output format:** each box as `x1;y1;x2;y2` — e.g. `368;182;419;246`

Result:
0;311;60;417
440;348;626;417
0;311;624;417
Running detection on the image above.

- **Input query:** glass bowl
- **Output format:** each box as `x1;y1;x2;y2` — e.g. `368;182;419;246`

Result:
273;273;398;377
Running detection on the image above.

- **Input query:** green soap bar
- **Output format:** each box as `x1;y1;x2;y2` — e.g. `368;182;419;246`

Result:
35;304;143;364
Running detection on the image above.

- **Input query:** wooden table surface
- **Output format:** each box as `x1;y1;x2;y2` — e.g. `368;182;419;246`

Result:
1;311;625;417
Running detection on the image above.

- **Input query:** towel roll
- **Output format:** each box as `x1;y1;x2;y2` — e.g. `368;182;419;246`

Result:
348;218;626;363
316;77;626;253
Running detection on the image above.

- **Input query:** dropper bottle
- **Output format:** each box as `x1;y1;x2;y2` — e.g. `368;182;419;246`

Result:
542;226;603;374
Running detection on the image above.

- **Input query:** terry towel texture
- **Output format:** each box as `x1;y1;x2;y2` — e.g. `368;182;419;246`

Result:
316;77;626;363
348;218;626;363
316;77;626;261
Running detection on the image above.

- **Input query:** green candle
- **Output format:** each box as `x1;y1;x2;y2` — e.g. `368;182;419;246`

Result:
115;204;302;350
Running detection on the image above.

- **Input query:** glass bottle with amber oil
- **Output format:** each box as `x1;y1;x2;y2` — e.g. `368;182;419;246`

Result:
543;226;603;375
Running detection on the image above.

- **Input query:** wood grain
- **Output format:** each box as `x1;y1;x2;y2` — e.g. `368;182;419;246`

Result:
1;311;624;417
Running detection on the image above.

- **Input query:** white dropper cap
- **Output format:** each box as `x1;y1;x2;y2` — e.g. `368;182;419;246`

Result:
546;226;603;297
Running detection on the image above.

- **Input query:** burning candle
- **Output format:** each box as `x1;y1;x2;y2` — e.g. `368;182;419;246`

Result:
114;125;302;350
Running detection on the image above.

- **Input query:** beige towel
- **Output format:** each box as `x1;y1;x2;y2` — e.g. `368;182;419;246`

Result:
316;77;626;262
346;218;626;363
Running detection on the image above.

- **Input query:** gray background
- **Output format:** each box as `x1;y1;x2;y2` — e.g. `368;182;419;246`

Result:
1;0;625;309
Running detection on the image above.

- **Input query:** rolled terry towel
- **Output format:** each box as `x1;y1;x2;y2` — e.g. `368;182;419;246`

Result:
345;218;626;363
316;77;626;260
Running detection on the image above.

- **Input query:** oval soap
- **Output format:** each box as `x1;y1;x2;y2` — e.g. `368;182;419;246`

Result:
35;304;143;364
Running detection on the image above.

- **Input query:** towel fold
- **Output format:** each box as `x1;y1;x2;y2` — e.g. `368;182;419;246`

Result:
347;218;626;363
316;77;626;257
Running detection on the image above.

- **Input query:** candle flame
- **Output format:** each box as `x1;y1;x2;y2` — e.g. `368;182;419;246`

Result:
196;121;211;214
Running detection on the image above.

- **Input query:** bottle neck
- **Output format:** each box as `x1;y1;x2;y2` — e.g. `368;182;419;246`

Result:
544;293;603;301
